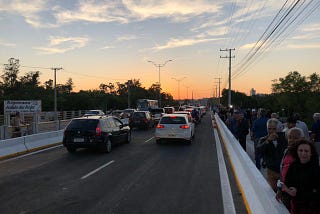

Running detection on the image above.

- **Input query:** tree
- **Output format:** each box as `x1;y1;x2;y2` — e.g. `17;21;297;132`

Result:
2;58;20;88
65;78;73;93
19;71;40;87
44;79;53;90
271;71;310;93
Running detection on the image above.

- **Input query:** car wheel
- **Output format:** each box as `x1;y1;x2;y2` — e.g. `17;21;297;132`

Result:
102;139;112;153
66;146;76;153
186;136;192;145
126;132;131;144
156;139;162;144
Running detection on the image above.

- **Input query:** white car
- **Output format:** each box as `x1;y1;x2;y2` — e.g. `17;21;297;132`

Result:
155;114;195;144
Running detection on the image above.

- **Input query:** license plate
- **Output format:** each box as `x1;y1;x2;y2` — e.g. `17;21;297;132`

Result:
73;138;84;142
168;134;176;137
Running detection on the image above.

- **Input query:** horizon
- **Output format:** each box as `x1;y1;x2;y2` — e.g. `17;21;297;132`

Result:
1;0;319;99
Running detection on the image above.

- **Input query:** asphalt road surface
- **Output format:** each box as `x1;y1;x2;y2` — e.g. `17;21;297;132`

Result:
0;114;247;214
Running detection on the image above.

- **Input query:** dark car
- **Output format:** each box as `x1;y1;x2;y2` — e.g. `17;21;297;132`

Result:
149;108;165;124
63;115;131;153
129;111;154;129
83;109;105;116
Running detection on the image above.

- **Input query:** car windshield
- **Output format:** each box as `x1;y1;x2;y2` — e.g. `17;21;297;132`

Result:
67;119;99;130
160;116;186;124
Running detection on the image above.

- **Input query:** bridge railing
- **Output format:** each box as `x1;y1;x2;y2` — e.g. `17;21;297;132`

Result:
213;113;289;214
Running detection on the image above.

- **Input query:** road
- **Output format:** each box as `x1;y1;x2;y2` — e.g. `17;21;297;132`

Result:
0;114;247;214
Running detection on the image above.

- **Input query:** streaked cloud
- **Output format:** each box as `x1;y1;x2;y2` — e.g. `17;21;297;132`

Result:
0;39;16;47
34;36;89;54
0;0;56;28
286;44;320;49
117;35;139;41
153;37;224;50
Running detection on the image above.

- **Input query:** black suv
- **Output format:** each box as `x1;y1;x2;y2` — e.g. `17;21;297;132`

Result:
129;111;154;129
63;115;131;153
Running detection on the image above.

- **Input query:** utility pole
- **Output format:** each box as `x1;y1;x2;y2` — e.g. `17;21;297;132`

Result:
148;60;173;107
220;48;235;107
214;77;222;105
52;67;63;121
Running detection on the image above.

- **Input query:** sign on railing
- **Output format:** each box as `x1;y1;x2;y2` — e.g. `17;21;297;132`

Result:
4;100;42;113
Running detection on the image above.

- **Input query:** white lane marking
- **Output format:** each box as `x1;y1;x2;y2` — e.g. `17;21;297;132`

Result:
81;160;115;180
145;137;154;143
214;128;236;214
0;145;63;163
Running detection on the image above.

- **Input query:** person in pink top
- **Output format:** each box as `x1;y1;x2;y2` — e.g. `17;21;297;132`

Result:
276;127;304;210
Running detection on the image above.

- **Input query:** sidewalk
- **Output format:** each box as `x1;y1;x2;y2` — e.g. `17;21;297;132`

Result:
245;135;267;178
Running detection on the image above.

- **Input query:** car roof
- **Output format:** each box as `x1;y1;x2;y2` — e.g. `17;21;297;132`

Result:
162;113;188;118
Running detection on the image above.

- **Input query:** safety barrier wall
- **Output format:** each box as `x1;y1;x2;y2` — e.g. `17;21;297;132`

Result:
0;130;63;158
214;114;289;214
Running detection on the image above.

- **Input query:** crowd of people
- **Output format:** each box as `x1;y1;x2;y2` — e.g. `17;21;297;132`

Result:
217;107;320;214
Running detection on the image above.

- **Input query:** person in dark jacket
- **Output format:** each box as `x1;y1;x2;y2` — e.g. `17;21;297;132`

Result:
251;108;269;169
284;139;320;214
227;110;249;151
257;118;288;192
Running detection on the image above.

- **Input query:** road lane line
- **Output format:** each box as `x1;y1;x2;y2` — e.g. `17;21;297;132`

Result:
81;160;115;180
145;137;154;143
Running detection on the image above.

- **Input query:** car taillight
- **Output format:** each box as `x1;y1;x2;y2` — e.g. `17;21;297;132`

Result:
157;124;165;129
96;127;102;136
180;125;189;129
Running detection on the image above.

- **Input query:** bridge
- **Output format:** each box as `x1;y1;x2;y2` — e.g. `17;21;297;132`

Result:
0;112;289;213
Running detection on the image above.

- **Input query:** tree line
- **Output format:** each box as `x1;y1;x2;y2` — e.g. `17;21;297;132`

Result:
0;58;178;114
1;58;319;124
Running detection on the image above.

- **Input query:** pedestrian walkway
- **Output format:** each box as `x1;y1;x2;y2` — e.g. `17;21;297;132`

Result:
245;135;267;178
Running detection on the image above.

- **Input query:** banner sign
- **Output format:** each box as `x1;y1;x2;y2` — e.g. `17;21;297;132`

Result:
4;100;42;113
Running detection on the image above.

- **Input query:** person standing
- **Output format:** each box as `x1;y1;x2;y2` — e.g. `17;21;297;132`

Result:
251;109;269;169
276;127;304;210
227;110;249;151
257;118;288;192
284;140;320;214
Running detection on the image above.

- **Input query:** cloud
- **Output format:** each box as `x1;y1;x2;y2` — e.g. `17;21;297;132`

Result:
122;0;222;22
153;37;224;50
55;0;223;25
286;44;320;49
55;1;129;24
117;35;139;41
0;0;57;28
0;39;16;47
34;36;89;54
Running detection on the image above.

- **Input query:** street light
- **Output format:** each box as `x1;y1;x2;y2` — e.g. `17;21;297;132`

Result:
172;77;186;101
148;60;173;107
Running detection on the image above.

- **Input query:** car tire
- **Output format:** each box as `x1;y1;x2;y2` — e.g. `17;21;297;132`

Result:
66;146;76;153
156;139;162;144
101;139;112;153
126;132;131;144
186;136;192;145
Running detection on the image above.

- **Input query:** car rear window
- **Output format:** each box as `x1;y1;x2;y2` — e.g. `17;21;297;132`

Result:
67;119;99;130
160;116;186;124
150;109;164;114
133;112;146;118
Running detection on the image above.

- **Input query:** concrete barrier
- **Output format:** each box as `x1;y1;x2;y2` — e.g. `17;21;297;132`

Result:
0;130;63;159
24;130;63;150
214;113;289;214
0;137;28;157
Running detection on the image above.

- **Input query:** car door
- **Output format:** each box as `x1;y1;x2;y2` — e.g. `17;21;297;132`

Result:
106;117;121;144
112;117;128;143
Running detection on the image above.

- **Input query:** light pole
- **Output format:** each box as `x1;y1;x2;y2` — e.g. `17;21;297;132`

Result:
172;77;186;101
148;60;172;107
52;67;62;121
184;85;190;101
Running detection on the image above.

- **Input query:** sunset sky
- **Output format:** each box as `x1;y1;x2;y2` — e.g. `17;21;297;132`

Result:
0;0;319;99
